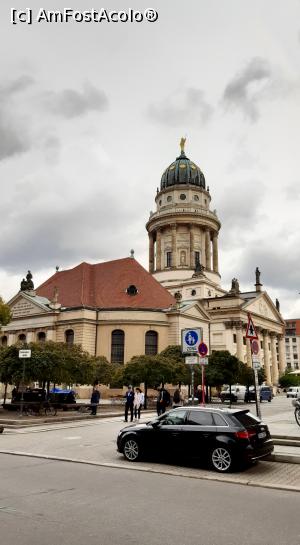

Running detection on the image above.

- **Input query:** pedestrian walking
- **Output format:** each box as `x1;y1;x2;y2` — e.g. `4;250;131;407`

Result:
157;386;170;415
172;387;184;407
90;385;100;415
134;387;144;421
124;385;134;422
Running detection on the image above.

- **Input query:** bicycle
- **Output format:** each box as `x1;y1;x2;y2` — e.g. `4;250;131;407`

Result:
292;398;300;427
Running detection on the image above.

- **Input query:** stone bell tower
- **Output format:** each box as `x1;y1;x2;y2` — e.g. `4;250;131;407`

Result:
146;139;222;288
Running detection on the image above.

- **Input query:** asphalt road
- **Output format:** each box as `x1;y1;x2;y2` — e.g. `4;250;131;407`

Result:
1;453;299;545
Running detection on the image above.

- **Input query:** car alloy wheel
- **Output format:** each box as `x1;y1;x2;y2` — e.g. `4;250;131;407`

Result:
211;446;233;472
123;438;140;461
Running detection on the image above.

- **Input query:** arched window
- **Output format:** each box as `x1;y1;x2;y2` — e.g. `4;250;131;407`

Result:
18;333;26;343
145;331;158;355
37;332;46;343
65;329;74;346
111;330;125;364
1;336;7;347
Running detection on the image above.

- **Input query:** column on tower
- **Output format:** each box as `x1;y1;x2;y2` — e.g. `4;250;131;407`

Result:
263;330;272;385
205;228;211;271
148;232;154;273
189;225;194;269
171;224;177;268
156;229;162;271
212;232;219;273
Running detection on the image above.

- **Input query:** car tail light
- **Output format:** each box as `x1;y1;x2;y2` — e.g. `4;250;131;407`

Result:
235;430;249;439
235;429;257;440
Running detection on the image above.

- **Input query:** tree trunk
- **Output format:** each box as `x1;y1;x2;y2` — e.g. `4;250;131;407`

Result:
3;382;8;405
144;381;148;410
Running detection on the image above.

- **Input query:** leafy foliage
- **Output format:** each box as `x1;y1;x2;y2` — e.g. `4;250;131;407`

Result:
279;371;300;387
0;296;12;326
205;351;242;387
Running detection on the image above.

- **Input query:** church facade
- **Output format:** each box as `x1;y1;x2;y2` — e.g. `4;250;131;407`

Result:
146;139;286;386
0;140;286;386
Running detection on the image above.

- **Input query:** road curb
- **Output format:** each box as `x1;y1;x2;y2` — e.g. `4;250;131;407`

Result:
270;453;300;464
0;449;299;493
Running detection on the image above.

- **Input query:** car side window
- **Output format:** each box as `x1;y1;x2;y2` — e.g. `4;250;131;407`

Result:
213;413;228;426
186;411;214;426
160;410;187;425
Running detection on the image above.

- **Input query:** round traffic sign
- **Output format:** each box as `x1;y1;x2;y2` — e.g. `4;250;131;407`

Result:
251;340;259;355
184;330;198;346
198;342;208;357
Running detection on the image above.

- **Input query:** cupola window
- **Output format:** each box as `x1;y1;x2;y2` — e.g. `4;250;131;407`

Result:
179;194;186;200
194;195;199;201
167;195;172;202
191;290;196;296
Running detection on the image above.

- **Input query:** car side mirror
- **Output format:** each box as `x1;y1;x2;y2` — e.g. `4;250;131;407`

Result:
151;421;160;429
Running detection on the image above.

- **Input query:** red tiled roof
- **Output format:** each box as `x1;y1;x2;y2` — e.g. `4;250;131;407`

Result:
36;258;175;310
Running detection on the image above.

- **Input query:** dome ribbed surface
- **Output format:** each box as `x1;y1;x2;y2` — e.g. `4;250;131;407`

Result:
160;151;206;191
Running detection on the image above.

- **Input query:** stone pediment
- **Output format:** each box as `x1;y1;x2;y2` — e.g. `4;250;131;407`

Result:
178;301;211;322
242;293;283;324
9;293;51;319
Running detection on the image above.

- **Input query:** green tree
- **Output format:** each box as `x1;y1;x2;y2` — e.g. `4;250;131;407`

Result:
92;356;115;385
159;345;189;386
279;371;300;388
206;350;242;391
0;296;12;326
123;355;174;408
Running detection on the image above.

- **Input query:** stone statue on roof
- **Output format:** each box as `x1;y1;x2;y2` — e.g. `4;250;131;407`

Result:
255;267;261;285
180;137;186;154
229;278;240;295
20;270;34;291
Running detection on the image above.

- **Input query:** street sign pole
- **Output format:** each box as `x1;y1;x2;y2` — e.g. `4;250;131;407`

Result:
18;349;31;418
191;367;195;405
198;343;208;406
253;364;261;420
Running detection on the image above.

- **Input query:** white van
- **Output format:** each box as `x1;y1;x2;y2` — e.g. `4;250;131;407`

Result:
286;387;300;398
220;385;247;403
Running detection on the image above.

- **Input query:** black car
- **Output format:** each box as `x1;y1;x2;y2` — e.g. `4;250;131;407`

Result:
117;407;273;472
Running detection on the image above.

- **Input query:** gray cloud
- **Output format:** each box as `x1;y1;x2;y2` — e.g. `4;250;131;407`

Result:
0;75;34;99
216;179;266;250
45;84;109;119
0;113;29;160
148;88;213;127
223;58;271;121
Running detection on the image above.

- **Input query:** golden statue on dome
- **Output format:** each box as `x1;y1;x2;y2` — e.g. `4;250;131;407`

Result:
180;137;186;153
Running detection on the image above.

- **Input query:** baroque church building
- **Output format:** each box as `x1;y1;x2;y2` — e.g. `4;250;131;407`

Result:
0;140;286;386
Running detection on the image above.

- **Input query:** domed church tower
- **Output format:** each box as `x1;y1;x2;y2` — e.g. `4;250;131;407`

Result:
146;139;222;293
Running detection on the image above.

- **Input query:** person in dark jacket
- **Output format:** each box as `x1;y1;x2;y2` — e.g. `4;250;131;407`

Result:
124;385;134;422
157;387;170;415
90;386;100;415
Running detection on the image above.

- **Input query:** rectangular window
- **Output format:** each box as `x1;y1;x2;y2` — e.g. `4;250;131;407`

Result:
243;337;246;345
293;354;298;360
166;251;172;268
195;251;200;266
260;341;263;349
233;334;237;344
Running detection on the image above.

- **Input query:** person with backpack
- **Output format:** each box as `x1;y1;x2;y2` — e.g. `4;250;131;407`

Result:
173;387;183;407
157;386;170;415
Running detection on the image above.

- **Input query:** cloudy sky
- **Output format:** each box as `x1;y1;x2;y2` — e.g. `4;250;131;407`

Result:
0;0;300;317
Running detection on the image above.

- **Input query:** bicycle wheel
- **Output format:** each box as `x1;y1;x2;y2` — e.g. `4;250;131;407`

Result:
45;405;57;416
295;408;300;427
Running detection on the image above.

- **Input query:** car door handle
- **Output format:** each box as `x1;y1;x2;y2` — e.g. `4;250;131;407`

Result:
171;432;180;437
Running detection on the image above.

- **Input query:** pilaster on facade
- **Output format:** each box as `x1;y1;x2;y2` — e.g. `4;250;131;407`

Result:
171;224;177;268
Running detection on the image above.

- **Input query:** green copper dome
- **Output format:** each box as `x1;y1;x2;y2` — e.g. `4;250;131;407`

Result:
160;140;206;191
